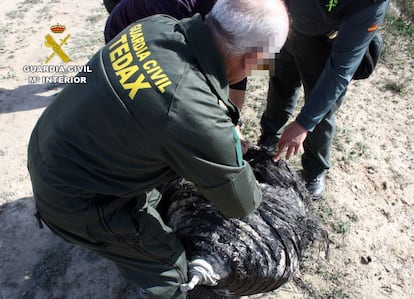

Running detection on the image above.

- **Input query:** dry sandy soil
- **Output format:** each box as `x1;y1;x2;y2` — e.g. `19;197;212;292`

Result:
0;1;413;298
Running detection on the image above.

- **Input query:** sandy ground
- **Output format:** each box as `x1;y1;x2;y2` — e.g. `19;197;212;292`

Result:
0;1;413;298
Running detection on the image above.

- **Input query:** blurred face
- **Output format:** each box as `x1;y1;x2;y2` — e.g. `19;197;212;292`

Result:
226;52;273;84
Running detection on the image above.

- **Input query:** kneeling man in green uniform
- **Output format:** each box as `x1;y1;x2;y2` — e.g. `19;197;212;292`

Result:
27;0;289;297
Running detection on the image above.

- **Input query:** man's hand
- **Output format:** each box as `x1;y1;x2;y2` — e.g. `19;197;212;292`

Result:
235;125;250;154
274;121;307;162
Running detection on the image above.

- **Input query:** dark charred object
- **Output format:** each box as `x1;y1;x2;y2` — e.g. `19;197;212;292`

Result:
164;146;328;297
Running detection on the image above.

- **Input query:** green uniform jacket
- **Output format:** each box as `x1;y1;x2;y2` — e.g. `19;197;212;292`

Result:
28;14;261;218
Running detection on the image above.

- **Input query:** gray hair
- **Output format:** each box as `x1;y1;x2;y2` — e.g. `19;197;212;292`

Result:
205;0;289;56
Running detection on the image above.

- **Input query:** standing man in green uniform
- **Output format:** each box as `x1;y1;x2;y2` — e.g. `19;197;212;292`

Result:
27;0;289;298
259;0;390;199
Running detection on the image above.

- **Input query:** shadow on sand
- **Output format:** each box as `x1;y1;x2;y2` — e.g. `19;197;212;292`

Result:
0;197;137;298
0;83;63;114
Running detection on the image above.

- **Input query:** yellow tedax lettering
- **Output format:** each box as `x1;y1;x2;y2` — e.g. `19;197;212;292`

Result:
112;52;133;71
109;34;128;60
109;33;152;100
124;74;151;100
115;65;139;84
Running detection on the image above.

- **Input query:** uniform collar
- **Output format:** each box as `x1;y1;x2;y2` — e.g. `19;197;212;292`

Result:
178;14;240;124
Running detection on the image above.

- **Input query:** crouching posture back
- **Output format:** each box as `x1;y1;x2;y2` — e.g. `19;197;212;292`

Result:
27;0;289;298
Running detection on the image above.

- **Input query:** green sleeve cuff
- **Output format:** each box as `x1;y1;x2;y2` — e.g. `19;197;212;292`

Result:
198;165;262;218
295;113;317;132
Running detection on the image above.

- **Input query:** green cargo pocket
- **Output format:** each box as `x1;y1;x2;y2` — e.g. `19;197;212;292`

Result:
132;206;185;262
86;195;145;245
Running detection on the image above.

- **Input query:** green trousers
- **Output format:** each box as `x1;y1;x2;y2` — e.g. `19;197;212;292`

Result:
33;183;188;298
